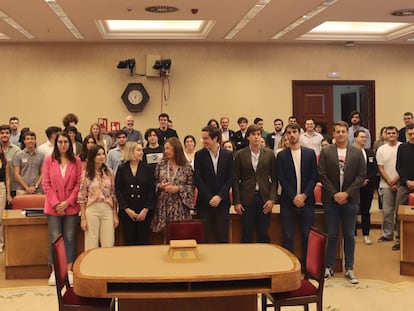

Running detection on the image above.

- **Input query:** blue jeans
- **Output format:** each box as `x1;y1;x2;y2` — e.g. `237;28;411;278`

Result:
241;193;271;243
324;202;358;270
47;214;79;265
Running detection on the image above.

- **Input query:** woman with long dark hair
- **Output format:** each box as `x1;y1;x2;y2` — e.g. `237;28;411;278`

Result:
79;135;96;169
42;131;82;286
78;145;118;250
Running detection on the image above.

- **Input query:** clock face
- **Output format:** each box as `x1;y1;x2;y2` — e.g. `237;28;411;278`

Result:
128;90;143;105
121;83;149;112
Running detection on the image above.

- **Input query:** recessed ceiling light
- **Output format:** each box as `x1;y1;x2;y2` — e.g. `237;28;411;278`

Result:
0;9;34;39
310;21;409;34
106;20;203;31
96;20;215;40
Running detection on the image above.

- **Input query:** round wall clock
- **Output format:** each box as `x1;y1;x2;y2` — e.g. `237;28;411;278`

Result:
121;83;150;112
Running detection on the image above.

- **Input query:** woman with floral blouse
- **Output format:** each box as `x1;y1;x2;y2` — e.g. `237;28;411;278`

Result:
78;145;119;250
151;137;194;233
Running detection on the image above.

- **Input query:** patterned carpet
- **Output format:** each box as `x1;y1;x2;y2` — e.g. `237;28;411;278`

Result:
1;279;414;311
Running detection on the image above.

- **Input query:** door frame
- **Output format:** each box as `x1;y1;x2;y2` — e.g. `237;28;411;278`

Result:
292;80;376;143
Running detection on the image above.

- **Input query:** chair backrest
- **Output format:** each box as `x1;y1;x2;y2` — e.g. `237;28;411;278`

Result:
313;184;322;206
306;227;327;285
409;193;414;206
51;234;70;304
167;220;204;244
12;194;46;209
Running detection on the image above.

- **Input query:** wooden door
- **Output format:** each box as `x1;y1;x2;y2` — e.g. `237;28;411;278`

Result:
292;81;375;141
292;83;333;133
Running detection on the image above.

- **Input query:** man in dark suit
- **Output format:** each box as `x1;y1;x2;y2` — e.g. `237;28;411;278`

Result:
233;117;249;150
277;123;317;264
318;121;366;284
194;126;234;243
354;130;377;245
266;118;284;152
233;124;277;243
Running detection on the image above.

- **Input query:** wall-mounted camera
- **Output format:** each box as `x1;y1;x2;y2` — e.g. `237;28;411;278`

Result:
117;59;136;76
153;59;171;77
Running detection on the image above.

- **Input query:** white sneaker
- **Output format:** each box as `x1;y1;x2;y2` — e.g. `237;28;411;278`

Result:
68;271;73;286
48;271;56;286
363;236;372;245
345;270;359;284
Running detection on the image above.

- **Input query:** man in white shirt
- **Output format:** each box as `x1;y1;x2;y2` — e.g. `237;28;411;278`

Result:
376;126;401;243
38;126;61;156
300;118;324;156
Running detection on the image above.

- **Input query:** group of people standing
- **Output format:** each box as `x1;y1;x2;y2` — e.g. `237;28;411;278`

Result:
2;110;414;289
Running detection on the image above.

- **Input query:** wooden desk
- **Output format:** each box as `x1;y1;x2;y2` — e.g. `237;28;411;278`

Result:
2;205;342;279
2;209;84;279
398;205;414;276
73;244;301;311
2;210;49;279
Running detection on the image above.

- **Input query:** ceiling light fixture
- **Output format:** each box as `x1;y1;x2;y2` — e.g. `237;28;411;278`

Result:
145;6;178;14
0;9;34;39
44;0;84;39
391;9;414;17
271;0;338;40
224;0;272;40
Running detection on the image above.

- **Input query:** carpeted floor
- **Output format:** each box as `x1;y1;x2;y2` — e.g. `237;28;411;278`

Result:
2;279;414;311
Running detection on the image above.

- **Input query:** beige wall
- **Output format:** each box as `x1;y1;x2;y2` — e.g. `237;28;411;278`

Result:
1;42;413;143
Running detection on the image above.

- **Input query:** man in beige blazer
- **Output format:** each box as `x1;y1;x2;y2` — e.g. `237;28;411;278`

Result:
233;124;277;243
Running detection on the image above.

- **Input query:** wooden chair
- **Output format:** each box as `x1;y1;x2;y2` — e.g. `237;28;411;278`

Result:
262;227;328;311
12;194;46;209
51;235;115;311
166;220;204;244
314;184;322;206
408;193;414;206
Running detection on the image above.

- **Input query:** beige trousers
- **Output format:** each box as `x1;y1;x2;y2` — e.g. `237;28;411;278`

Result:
84;202;114;251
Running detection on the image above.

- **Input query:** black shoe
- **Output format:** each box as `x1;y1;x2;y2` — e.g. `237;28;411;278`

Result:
392;242;400;251
377;236;393;242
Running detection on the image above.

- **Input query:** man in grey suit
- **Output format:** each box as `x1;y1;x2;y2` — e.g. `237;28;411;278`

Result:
233;124;277;243
318;121;366;284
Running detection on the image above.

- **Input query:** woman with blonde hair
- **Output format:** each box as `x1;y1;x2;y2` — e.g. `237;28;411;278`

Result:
151;137;194;233
115;142;155;245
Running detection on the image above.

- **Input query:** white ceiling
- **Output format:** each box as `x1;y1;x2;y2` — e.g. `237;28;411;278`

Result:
1;0;414;44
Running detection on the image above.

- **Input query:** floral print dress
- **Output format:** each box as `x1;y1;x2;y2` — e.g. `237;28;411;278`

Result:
151;159;194;233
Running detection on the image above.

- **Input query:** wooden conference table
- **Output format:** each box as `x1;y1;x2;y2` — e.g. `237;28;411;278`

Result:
73;243;301;311
398;205;414;276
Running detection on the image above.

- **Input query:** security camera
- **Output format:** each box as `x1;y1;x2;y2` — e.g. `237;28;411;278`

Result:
153;59;172;77
117;59;136;76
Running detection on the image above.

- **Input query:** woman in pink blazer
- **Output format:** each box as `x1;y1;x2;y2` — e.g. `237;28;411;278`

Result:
42;131;82;286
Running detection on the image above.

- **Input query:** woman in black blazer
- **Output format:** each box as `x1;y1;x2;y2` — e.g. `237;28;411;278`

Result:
115;141;155;245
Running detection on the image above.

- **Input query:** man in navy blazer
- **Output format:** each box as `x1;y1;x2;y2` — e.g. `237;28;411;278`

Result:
277;123;317;265
194;126;234;242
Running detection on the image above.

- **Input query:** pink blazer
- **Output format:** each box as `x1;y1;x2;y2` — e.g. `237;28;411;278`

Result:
42;155;82;216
